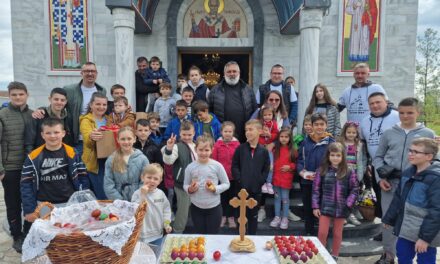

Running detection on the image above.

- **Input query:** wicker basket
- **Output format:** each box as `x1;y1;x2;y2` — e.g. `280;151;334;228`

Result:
358;205;375;221
33;200;147;264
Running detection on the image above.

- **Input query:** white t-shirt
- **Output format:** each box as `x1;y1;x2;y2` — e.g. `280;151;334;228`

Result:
81;85;97;115
255;83;297;104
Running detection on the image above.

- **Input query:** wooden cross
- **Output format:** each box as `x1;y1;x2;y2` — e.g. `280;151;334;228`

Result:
229;189;258;241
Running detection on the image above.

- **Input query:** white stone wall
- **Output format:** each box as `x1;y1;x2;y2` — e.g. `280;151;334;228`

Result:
11;0;418;110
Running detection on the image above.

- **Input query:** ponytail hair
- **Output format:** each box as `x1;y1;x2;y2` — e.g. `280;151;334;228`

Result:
111;126;136;173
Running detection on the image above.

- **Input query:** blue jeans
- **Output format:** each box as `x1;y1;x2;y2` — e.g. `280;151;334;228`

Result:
396;237;437;264
267;152;274;183
149;236;164;247
273;186;290;218
88;159;107;200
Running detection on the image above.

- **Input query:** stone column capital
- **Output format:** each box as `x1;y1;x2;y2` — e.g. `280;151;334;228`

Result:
112;8;135;29
299;8;324;31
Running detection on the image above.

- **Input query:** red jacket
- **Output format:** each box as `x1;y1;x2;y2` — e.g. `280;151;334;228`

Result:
212;137;240;180
272;146;296;189
259;120;278;145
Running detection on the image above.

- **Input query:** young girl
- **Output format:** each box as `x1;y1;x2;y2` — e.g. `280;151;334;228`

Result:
187;66;209;102
338;121;367;225
312;142;359;260
132;163;172;246
305;83;341;137
212;121;240;228
183;135;230;234
104;127;149;201
107;96;135;128
269;128;297;230
80;92;110;200
258;104;279;195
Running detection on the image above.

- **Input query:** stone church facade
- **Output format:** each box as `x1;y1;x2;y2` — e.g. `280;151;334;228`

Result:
11;0;418;119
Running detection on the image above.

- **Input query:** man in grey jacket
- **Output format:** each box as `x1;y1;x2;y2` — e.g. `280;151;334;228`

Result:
372;97;436;264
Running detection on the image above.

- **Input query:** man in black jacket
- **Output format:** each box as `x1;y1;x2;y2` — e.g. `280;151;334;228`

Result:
135;56;149;112
208;61;257;143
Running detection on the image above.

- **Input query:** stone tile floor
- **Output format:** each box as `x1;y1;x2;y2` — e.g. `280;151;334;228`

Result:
0;186;437;263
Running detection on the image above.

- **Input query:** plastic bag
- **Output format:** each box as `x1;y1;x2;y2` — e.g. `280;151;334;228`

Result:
66;189;97;206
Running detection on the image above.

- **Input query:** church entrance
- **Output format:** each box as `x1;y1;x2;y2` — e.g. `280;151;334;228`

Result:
178;51;252;88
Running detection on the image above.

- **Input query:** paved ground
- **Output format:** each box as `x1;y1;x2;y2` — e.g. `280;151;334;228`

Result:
0;186;437;263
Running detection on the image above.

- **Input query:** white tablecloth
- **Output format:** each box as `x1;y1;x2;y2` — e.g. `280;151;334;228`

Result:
159;234;336;264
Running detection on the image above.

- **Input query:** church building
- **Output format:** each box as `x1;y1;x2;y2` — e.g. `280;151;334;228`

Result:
10;0;418;119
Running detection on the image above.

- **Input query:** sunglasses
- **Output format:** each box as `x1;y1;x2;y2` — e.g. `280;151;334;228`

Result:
268;98;280;102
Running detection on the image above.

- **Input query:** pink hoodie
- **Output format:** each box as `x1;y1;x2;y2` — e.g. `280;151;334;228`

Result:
212;137;240;180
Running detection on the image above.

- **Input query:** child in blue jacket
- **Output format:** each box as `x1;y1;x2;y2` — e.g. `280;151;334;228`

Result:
192;100;221;140
382;137;440;264
164;100;189;141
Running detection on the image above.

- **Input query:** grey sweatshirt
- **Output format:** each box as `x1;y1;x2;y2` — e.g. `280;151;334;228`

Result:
153;96;176;128
183;159;230;209
373;123;436;182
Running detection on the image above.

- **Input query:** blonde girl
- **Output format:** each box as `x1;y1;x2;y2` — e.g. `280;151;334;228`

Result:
338;121;367;225
104;126;150;201
183;135;230;234
311;142;359;260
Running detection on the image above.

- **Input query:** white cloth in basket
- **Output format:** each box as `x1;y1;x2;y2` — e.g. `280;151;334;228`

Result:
22;200;139;262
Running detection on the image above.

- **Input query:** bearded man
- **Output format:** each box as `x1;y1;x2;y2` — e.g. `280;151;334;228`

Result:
208;61;257;142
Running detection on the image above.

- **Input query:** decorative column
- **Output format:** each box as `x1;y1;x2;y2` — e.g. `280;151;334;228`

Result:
297;8;324;133
112;8;135;108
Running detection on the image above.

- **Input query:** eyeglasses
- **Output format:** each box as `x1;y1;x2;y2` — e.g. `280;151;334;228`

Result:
268;98;280;102
408;148;429;155
82;70;97;74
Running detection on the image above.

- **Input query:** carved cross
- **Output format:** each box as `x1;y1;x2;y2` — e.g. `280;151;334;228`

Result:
229;189;258;241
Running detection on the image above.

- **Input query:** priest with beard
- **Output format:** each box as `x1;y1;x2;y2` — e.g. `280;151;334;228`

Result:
208;61;257;142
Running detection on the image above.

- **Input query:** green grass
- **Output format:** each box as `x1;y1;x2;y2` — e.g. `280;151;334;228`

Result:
343;38;378;71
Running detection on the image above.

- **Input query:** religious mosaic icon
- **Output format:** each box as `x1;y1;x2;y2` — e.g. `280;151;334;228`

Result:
49;0;90;71
184;0;248;38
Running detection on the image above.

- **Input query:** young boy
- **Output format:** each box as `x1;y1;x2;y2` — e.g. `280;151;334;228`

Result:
176;73;188;95
147;112;163;146
297;113;335;236
153;83;177;134
134;119;163;165
0;82;33;252
193;100;221;140
144;56;171;112
106;84;126;114
382;138;439;264
187;66;209;102
161;121;197;233
107;96;135;128
131;163;172;246
164;100;188;141
373;97;435;264
21;118;89;222
231;120;270;235
181;87;195;119
25;87;73;151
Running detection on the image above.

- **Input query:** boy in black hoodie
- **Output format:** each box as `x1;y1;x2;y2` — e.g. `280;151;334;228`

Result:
232;119;270;235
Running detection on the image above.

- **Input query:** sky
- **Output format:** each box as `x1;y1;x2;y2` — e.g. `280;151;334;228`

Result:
0;1;439;89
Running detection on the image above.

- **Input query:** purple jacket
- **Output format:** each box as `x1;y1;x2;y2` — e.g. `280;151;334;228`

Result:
312;167;359;218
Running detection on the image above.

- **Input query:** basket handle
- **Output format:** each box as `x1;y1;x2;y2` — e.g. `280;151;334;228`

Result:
33;201;55;220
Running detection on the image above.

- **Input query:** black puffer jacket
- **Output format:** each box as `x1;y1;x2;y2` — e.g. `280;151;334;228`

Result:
208;79;257;122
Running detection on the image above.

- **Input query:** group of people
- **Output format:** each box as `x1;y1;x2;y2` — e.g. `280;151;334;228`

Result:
0;57;438;264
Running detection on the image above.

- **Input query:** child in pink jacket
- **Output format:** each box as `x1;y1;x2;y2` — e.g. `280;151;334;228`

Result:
212;122;240;228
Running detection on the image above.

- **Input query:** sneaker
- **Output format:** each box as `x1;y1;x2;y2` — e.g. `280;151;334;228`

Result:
220;216;226;228
257;208;266;222
261;183;269;193
280;217;289;229
373;233;383;241
288;210;301;221
266;183;274;195
228;217;237;228
12;236;23;253
270;216;281;228
374;254;395;264
347;213;361;225
354;209;363;220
